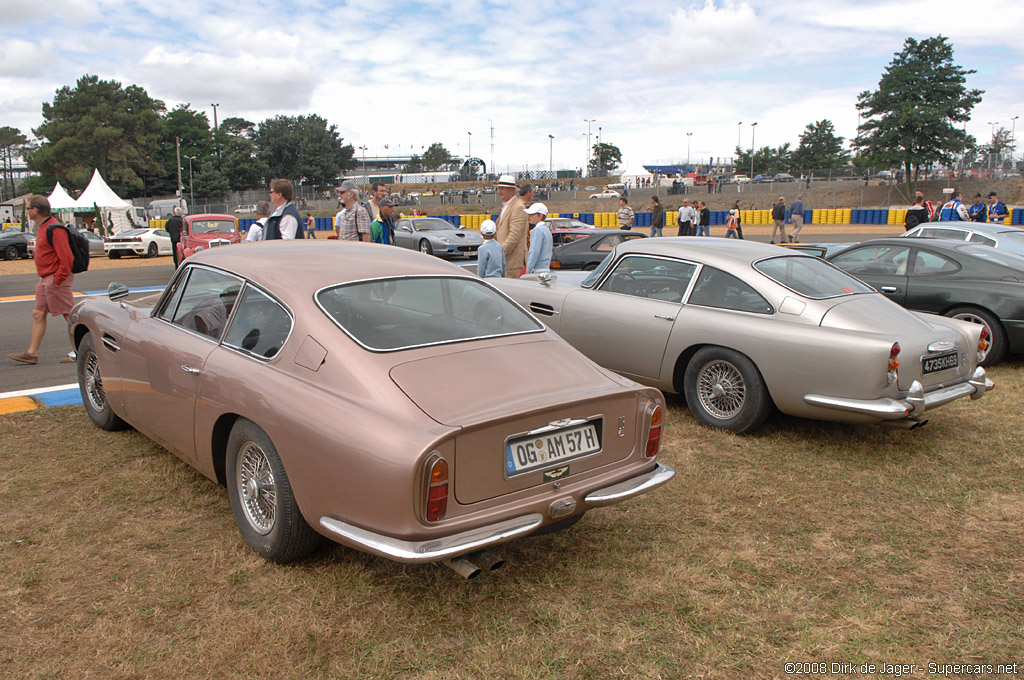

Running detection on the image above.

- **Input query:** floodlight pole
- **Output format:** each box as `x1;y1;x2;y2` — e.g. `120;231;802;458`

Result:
750;122;758;178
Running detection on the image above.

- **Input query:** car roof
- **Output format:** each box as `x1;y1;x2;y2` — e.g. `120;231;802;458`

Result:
914;221;1021;236
186;213;236;221
616;236;808;266
188;241;464;296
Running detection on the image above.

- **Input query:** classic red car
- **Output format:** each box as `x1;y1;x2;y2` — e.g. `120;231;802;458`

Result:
179;213;240;261
68;242;673;576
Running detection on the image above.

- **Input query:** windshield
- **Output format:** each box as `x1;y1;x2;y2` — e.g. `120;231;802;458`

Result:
316;276;543;351
755;255;874;298
999;231;1024;244
581;252;614;287
411;219;456;232
190;219;237;235
116;229;147;237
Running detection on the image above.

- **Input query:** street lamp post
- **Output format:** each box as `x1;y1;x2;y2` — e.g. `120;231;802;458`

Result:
750;122;758;178
548;134;554;175
185;155;196;207
584;119;596;177
737;122;742;168
467;131;472;158
1012;116;1020;169
987;121;999;175
211;103;220;158
359;145;368;180
598;126;603;177
687;132;693;167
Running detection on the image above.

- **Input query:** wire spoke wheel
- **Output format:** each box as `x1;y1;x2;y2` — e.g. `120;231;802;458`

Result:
84;351;107;413
696;359;747;419
237;442;277;535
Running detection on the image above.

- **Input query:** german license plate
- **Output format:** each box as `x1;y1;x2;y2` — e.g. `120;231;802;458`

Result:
922;351;958;374
505;421;601;477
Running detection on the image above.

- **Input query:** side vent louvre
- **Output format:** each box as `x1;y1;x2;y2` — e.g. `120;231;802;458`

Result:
529;302;555;316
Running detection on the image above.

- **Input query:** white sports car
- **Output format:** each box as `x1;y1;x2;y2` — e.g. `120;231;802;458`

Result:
104;228;173;259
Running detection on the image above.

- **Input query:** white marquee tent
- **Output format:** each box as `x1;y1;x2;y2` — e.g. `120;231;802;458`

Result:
67;169;142;234
47;182;78;211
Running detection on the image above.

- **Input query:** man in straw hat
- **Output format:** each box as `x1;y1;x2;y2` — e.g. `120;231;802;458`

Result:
494;175;528;277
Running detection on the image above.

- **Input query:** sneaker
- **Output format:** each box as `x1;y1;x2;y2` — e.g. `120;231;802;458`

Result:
59;356;75;364
8;352;38;365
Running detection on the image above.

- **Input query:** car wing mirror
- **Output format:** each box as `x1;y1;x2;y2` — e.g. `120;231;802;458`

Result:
108;282;130;301
538;271;553;286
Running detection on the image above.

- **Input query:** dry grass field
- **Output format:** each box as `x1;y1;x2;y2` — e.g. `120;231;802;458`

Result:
2;361;1022;679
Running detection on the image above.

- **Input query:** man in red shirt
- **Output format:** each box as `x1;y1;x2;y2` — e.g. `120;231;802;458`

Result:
8;195;77;365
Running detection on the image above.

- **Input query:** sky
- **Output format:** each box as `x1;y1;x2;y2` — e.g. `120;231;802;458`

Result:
2;0;1023;176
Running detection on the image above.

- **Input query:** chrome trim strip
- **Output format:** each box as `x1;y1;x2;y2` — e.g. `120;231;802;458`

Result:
319;513;544;563
584;462;676;507
101;336;120;352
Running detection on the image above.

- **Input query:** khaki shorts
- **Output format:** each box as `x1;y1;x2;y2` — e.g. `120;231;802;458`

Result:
35;273;75;316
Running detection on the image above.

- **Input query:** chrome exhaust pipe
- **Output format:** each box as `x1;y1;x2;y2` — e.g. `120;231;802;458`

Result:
441;556;481;579
880;418;928;430
468;550;505;571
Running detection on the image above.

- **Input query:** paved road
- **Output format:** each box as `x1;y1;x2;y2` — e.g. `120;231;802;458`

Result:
1;229;890;395
1;265;172;394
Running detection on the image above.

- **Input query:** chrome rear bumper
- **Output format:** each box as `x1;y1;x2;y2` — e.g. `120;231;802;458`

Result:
804;367;994;421
319;462;675;563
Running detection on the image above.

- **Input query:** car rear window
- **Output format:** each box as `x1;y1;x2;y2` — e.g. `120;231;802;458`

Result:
755;256;873;298
316;276;543;351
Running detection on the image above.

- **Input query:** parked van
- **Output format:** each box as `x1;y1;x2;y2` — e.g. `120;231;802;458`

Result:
147;198;188;220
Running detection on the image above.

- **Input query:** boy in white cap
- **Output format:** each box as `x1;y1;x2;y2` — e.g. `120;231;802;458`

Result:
725;209;740;239
524;202;552;273
476;219;505;278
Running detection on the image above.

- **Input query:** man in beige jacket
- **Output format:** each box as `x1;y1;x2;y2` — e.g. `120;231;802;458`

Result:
494;175;528;277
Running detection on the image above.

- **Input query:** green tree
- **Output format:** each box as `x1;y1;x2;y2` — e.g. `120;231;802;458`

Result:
253;114;352;188
589;142;621;176
29;74;166;196
421;143;452;171
192;158;230;202
854;36;982;189
791;120;849;173
148;104;213;196
0;126;32;200
404;155;424;173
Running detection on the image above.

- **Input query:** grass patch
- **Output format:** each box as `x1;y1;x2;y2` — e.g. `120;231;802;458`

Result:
1;362;1023;678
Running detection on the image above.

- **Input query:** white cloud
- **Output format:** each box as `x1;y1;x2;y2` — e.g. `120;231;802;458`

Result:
0;39;56;77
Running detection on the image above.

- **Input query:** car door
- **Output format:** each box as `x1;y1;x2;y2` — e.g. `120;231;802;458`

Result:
119;265;242;461
902;246;964;313
559;255;697;382
394;221;416;249
829;244;911;306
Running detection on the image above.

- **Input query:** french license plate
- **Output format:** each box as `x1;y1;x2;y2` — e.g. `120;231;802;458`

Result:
505;422;601;477
922;351;958;374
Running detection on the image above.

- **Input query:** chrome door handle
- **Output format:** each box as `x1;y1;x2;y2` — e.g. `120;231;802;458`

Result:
654;314;675;320
880;286;899;294
181;365;201;374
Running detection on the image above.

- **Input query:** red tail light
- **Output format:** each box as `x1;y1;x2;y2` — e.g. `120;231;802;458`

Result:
645;405;662;457
979;326;990;352
425;456;448;522
888;342;901;371
550;260;562;269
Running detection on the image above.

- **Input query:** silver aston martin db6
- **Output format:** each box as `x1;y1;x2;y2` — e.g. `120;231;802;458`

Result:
67;241;672;575
490;237;994;433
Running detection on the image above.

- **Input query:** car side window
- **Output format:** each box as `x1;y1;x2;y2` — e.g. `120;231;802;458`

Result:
912;250;961;276
223;286;292;359
594;236;620;252
599;256;697;303
687;266;773;314
831;245;910;276
968;233;997;246
167;268;243;341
